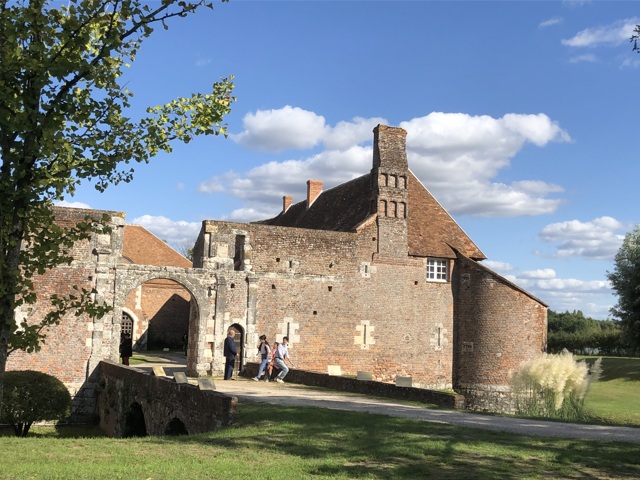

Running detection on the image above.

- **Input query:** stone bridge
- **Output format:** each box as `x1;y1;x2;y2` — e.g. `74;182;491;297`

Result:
97;361;236;437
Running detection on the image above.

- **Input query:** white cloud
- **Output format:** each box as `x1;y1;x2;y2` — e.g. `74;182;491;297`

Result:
482;260;514;274
199;145;372;220
537;216;626;259
54;200;91;209
484;260;613;318
562;0;590;7
568;53;598;64
519;268;557;280
539;17;563;29
324;117;388;150
231;108;386;153
562;18;639;48
195;57;212;67
531;283;614;318
400;112;569;216
231;106;327;152
206;109;570;219
130;215;202;245
223;206;280;223
621;56;640;69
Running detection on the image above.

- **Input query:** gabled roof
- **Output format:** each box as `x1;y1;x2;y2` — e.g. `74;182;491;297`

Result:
256;171;486;260
122;225;192;267
257;174;373;232
408;172;486;260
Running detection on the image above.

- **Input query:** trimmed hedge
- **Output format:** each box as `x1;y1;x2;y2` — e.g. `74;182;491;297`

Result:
1;370;71;437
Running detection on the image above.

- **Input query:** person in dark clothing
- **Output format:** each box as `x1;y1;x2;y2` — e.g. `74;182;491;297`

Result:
120;333;133;366
223;328;238;380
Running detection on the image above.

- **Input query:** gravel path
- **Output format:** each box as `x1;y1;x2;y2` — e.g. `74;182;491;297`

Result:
134;354;640;444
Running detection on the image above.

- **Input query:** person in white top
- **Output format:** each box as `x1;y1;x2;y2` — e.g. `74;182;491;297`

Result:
274;336;294;383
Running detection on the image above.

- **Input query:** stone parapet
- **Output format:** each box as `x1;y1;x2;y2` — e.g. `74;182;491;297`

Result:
243;362;464;409
97;361;236;437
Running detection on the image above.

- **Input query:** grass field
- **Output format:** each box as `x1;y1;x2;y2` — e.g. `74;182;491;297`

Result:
0;356;638;479
1;403;639;480
581;356;640;427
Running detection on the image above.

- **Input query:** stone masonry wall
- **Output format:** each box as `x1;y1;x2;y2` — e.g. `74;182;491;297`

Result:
97;361;236;437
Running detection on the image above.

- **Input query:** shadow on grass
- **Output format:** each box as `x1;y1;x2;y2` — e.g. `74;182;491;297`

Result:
582;356;640;382
147;403;640;479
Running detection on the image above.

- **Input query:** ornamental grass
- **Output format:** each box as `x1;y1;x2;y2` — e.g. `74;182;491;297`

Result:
511;350;602;421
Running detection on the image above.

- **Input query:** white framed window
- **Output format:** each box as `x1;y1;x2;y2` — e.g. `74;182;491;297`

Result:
427;258;448;282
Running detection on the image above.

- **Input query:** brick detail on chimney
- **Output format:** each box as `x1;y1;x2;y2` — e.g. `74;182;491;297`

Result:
306;180;323;209
283;195;292;213
373;124;408;171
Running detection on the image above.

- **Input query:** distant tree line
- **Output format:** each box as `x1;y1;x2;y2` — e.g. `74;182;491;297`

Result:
547;310;636;356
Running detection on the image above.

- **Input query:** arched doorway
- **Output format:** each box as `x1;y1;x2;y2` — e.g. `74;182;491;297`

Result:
230;323;244;376
121;312;133;336
123;278;191;351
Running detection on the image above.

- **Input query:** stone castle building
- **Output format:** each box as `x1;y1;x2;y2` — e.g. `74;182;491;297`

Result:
7;125;547;417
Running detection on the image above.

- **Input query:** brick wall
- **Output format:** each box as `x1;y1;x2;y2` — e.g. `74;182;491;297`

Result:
8;207;125;420
138;279;191;349
203;220;457;389
452;254;547;411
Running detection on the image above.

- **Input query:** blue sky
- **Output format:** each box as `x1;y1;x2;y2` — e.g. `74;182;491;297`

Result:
63;1;640;320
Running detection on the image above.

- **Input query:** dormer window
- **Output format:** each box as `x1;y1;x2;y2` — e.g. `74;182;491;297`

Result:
427;258;448;282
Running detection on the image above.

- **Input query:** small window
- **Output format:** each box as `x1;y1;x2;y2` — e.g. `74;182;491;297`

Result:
427;258;448;282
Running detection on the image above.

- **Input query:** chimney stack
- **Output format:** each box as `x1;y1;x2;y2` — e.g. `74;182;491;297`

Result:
373;124;408;170
282;195;292;214
306;180;323;209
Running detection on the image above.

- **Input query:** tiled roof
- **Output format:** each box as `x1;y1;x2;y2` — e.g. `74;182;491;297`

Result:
407;172;486;260
257;174;373;232
256;171;485;260
123;225;192;267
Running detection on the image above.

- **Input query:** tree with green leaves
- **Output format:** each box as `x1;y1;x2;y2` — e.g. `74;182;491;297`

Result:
0;0;235;413
607;224;640;352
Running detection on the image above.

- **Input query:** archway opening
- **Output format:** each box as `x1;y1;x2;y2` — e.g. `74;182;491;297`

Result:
124;278;192;351
230;323;245;375
123;402;147;438
165;417;189;436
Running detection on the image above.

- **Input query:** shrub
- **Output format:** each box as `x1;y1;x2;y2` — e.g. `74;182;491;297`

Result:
510;351;601;421
0;370;72;437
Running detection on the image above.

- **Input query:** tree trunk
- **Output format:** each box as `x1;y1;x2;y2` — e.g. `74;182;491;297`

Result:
0;211;25;416
0;296;11;417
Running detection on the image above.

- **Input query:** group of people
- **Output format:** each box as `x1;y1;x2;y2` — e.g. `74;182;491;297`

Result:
223;328;294;383
120;328;295;383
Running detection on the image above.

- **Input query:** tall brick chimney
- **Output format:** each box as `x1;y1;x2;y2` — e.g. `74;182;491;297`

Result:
371;125;409;259
373;124;408;170
282;195;292;213
306;180;323;209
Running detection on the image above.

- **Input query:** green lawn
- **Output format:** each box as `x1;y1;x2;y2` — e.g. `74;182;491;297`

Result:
1;403;638;480
581;356;640;426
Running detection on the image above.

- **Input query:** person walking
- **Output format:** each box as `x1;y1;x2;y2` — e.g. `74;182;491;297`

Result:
273;336;294;383
253;334;271;382
223;328;238;380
